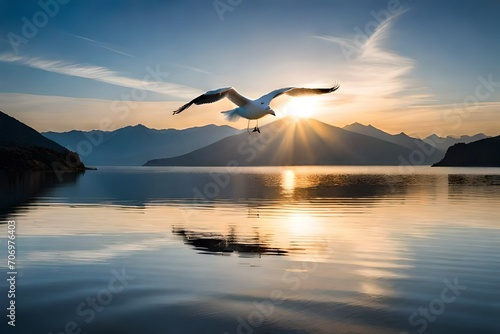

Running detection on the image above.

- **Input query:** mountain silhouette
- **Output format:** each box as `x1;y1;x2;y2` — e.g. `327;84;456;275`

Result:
423;133;489;152
43;124;241;166
0;111;85;171
344;122;418;148
433;136;500;167
145;118;438;166
344;122;444;162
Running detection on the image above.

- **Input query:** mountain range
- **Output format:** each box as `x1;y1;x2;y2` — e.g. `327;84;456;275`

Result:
40;117;493;167
423;133;489;151
145;118;442;166
43;124;241;166
343;122;489;152
344;122;427;149
0;111;85;171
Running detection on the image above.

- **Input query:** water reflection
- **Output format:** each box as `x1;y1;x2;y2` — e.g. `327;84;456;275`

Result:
0;171;82;220
36;167;422;207
448;173;500;185
2;166;500;334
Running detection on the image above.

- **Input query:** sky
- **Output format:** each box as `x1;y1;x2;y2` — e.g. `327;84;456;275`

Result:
0;0;499;137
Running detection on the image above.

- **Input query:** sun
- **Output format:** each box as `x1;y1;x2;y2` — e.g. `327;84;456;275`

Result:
281;96;320;120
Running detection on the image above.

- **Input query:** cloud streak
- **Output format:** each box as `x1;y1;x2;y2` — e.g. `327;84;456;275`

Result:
171;62;213;75
0;53;202;99
67;33;135;58
312;11;500;137
315;11;431;116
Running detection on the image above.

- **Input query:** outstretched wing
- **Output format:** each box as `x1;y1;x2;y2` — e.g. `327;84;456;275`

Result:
258;84;340;105
285;84;340;96
173;87;250;115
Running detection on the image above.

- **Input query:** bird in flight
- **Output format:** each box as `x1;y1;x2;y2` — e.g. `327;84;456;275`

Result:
173;84;340;133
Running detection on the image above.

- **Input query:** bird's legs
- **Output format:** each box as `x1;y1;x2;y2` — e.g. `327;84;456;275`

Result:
247;119;260;134
252;119;260;133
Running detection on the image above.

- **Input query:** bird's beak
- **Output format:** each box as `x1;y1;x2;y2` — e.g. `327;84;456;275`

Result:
269;109;276;116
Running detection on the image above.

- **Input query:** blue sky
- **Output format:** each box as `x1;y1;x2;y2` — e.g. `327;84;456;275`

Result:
0;0;499;136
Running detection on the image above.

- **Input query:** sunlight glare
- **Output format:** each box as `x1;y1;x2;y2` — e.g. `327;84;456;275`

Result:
282;96;319;120
287;213;324;239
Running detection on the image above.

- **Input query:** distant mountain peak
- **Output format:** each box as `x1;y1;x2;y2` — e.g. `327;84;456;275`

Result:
126;123;149;130
424;133;491;152
343;119;445;163
42;121;242;166
346;122;370;128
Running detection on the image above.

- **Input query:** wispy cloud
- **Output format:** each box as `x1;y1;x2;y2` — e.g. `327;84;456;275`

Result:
171;62;213;75
0;53;202;99
313;35;353;50
314;10;431;116
67;33;135;58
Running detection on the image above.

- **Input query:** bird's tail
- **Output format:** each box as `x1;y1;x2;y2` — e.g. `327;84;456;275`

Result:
221;109;241;122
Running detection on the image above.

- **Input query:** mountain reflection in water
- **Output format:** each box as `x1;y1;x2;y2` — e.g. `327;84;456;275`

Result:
0;170;82;219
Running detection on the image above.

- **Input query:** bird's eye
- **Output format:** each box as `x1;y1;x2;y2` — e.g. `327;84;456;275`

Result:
261;102;264;104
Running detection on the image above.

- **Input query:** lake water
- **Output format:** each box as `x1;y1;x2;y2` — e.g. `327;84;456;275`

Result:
1;166;499;334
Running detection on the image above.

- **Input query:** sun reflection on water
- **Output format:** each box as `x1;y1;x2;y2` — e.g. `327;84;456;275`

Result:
281;169;296;196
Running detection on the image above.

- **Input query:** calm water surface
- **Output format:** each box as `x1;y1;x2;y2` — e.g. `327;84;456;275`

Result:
0;166;499;334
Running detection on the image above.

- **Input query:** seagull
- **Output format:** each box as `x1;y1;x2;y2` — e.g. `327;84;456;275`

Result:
173;84;340;133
